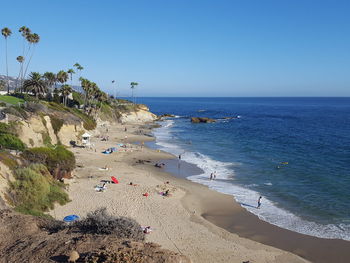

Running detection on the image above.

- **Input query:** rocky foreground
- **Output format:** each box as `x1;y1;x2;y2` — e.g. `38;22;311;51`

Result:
0;210;190;263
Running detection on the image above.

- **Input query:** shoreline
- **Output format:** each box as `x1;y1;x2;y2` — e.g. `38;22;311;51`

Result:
155;158;350;263
51;121;349;262
147;124;350;262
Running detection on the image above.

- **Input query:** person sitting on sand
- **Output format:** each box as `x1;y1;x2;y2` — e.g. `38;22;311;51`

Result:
143;226;152;234
162;190;170;197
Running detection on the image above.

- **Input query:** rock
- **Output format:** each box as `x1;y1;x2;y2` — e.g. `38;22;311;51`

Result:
69;250;79;262
159;114;175;118
190;117;216;123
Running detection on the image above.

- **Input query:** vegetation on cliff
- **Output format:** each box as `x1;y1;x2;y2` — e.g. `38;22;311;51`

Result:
0;122;26;151
21;145;76;179
9;164;69;216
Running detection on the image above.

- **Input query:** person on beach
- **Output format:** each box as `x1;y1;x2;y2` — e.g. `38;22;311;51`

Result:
213;171;217;180
257;196;262;209
210;173;213;180
124;127;127;132
178;154;181;160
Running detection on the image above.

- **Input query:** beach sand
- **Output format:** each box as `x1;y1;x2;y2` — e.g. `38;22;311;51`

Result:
50;122;349;263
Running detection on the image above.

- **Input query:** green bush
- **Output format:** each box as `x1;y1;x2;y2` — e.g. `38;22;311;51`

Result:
21;145;76;179
0;151;18;169
49;115;64;135
10;164;69;216
0;134;26;151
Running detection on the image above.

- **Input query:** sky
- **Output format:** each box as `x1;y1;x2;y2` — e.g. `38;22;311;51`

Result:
1;0;350;97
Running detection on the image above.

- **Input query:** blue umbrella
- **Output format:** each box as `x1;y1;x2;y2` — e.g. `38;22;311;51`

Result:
63;214;80;222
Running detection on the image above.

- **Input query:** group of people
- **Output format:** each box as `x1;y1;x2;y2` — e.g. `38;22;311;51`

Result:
209;171;217;180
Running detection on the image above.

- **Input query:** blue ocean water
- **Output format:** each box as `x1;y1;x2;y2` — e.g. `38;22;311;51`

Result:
138;97;350;240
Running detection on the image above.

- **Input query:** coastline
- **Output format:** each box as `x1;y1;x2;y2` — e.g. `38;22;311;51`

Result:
51;121;349;262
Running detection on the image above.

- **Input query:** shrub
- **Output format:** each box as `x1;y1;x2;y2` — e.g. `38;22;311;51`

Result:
41;131;52;146
0;134;26;151
49;115;64;135
21;145;75;179
0;151;18;169
71;208;145;241
0;102;6;107
3;105;28;119
10;164;69;216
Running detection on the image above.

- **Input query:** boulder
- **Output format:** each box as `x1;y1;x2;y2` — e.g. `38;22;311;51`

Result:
191;117;216;123
159;114;175;118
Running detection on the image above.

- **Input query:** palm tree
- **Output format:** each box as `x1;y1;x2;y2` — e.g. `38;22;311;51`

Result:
18;26;31;88
67;68;75;90
73;63;83;91
43;72;56;91
80;77;90;107
23;72;47;98
1;27;12;93
60;84;72;106
130;82;138;104
23;32;40;79
56;70;69;87
16;56;24;92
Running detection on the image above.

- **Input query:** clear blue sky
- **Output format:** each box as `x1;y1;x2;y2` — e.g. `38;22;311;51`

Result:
1;0;350;97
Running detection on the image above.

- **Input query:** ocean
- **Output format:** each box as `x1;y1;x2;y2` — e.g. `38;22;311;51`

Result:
137;97;350;240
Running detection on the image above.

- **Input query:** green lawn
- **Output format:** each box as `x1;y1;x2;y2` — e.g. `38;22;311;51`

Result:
0;95;25;105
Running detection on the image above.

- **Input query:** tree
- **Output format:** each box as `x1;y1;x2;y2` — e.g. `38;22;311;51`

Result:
67;68;75;89
130;82;138;104
18;26;31;90
73;63;83;92
56;70;68;87
23;72;47;98
43;72;56;91
23;32;40;79
60;84;72;106
16;56;25;92
1;27;12;93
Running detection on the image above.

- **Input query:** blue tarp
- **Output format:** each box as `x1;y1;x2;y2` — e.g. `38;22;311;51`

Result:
63;214;80;222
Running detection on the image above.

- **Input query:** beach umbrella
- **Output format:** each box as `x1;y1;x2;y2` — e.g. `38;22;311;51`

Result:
63;214;80;222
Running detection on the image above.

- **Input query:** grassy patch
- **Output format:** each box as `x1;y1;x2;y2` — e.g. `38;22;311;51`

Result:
0;95;24;105
0;134;26;151
49;115;64;135
10;164;69;216
0;151;18;169
21;145;76;179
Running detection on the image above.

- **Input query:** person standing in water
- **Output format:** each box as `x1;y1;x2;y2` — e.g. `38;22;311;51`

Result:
257;196;262;209
213;171;217;180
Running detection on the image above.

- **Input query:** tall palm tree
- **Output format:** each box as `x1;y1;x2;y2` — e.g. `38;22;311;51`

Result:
43;72;56;91
23;72;47;98
130;82;138;104
60;84;72;106
18;26;31;88
16;56;24;92
79;77;90;107
23;32;40;79
67;68;75;90
56;70;68;87
1;27;12;93
73;63;83;91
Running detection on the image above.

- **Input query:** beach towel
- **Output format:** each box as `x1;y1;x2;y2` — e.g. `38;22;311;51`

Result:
63;215;80;222
99;167;109;171
111;176;119;184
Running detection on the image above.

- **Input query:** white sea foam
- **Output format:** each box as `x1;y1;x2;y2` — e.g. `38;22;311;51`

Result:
152;120;350;241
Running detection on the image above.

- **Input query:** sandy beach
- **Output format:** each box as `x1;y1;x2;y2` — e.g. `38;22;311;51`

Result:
50;122;349;263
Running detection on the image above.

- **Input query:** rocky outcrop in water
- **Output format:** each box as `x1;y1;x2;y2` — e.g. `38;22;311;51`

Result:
191;117;216;123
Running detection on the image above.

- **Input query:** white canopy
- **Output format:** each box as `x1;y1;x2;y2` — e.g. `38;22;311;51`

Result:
82;133;91;138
